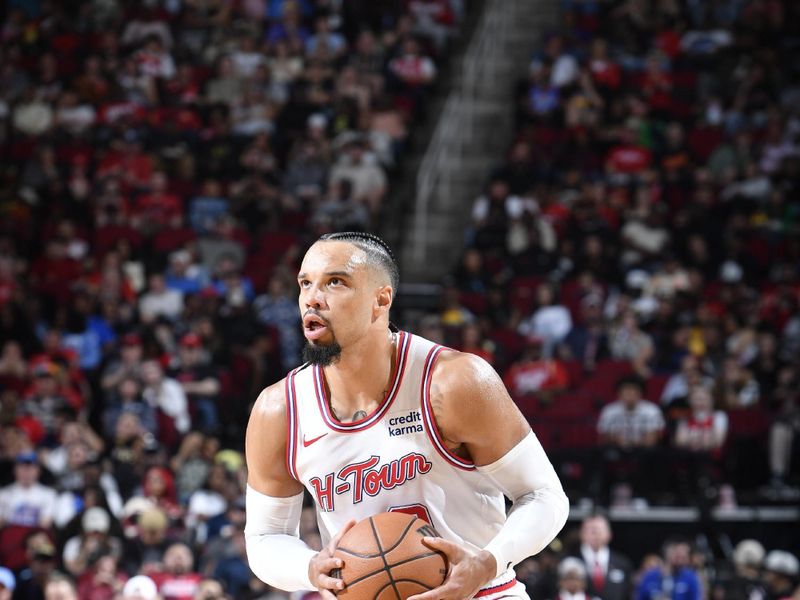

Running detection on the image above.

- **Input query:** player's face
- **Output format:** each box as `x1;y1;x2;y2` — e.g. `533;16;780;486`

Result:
297;242;378;353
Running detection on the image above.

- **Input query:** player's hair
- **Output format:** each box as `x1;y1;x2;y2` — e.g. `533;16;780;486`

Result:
318;231;400;292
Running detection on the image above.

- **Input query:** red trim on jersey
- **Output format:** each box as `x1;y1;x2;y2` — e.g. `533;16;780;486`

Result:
284;368;301;481
314;331;411;432
474;579;520;597
420;345;476;471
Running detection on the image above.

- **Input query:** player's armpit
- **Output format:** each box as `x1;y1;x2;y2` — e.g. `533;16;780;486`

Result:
428;351;530;466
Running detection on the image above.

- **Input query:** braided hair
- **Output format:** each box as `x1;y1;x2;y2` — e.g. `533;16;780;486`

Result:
317;231;399;292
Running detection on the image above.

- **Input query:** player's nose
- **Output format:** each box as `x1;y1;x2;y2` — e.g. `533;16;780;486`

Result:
304;285;327;309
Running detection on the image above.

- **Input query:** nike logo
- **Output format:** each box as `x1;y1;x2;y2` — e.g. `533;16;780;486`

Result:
303;433;328;447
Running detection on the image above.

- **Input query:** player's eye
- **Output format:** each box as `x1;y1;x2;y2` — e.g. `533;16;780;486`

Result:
299;279;311;288
329;278;342;287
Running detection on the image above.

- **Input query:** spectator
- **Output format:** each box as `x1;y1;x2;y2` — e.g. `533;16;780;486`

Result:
121;575;160;600
141;360;190;443
42;574;78;600
598;376;664;449
561;294;610;373
572;514;633;600
122;507;172;576
712;539;766;600
608;311;655;379
329;137;387;214
674;386;728;455
150;543;203;600
76;555;127;600
62;507;123;577
552;557;595;600
0;451;57;529
0;568;14;600
504;336;568;402
139;275;184;324
172;334;221;434
518;283;573;358
761;551;799;600
635;538;701;600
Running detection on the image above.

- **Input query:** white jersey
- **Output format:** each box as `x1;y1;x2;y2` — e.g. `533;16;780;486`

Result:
286;331;520;596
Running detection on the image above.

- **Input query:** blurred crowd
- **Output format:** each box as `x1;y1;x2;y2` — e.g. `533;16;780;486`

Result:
519;513;800;600
1;0;799;598
425;0;800;511
0;0;466;598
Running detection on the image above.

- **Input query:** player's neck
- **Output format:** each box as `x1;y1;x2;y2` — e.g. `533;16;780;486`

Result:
323;329;396;421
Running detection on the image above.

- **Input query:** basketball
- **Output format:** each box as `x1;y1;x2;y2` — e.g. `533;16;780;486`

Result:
331;512;448;600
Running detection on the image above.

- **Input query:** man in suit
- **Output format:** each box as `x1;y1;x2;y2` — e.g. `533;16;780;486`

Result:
572;514;633;600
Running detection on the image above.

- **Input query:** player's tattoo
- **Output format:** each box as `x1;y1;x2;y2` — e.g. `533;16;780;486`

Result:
353;410;368;421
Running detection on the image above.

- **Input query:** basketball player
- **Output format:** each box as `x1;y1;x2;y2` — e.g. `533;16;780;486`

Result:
245;233;569;600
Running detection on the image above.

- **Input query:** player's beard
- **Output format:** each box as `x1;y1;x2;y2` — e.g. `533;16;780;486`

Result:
303;337;343;366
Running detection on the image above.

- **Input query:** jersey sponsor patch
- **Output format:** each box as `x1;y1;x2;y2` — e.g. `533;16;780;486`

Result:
387;409;424;437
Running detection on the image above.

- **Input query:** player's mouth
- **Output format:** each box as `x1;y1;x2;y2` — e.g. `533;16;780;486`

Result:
303;313;330;341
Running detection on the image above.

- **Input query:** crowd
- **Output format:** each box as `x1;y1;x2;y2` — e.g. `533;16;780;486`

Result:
433;0;800;512
1;0;799;598
517;513;800;600
0;0;466;598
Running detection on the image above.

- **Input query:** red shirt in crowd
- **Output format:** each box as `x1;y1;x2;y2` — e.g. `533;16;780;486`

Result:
504;359;569;397
150;572;203;600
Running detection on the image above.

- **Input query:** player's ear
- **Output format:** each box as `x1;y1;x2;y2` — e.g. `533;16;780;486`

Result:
375;285;393;314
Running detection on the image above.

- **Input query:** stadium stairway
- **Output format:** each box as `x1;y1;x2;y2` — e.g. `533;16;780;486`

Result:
396;0;559;284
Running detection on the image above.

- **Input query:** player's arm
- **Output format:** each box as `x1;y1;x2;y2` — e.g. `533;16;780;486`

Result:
411;351;569;600
244;381;353;597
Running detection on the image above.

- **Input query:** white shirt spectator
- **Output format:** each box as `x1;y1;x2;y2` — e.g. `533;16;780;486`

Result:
139;288;184;322
518;305;573;347
143;377;190;434
471;193;538;223
0;482;58;527
598;400;665;446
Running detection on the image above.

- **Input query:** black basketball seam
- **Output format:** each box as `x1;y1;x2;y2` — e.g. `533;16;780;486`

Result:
336;517;418;559
334;552;446;589
370;516;401;600
373;578;434;599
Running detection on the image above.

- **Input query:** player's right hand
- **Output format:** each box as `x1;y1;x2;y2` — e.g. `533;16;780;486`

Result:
308;518;357;599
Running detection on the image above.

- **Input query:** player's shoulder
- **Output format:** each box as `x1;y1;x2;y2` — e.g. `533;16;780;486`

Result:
250;378;289;424
433;348;497;381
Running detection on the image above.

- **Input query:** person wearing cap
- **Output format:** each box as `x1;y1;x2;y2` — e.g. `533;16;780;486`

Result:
13;531;58;594
122;575;161;600
122;506;172;575
712;539;766;600
554;557;600;600
0;566;15;600
62;506;123;577
172;333;220;434
0;451;58;529
762;550;799;600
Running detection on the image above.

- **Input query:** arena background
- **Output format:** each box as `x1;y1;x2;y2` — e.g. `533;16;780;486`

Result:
0;0;798;599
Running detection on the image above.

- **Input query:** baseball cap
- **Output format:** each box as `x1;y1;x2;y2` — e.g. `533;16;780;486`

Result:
180;332;202;348
15;450;38;465
0;567;15;591
82;507;111;533
733;539;765;568
764;550;799;577
122;575;158;600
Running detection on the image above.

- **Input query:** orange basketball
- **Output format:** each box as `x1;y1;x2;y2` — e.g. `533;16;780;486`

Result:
331;512;448;600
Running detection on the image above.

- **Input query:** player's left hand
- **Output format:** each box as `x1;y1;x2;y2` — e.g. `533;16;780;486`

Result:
407;537;496;600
